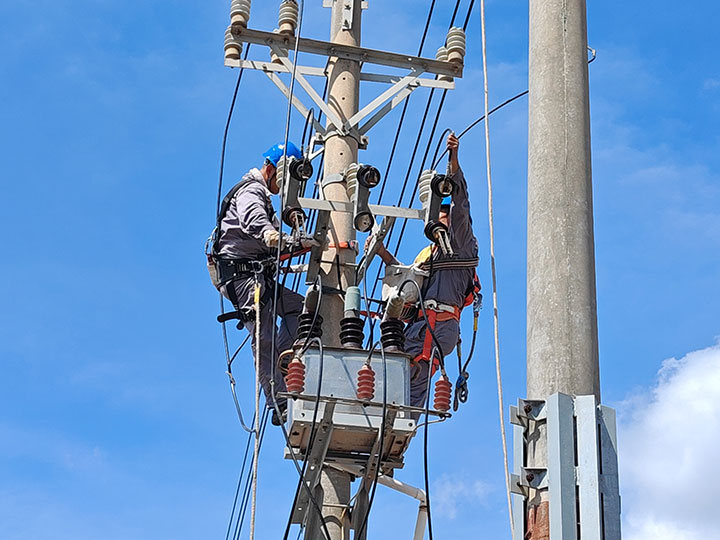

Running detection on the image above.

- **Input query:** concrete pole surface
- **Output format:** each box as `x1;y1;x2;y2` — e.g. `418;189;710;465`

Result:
318;0;361;346
316;2;362;539
526;0;600;402
525;1;599;537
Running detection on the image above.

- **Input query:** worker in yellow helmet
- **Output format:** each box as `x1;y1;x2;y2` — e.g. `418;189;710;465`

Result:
371;133;480;408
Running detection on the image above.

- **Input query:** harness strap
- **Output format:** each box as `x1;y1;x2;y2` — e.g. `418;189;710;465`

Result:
418;256;479;272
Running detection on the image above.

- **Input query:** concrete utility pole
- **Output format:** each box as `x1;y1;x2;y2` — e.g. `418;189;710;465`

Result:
526;0;599;535
318;1;363;538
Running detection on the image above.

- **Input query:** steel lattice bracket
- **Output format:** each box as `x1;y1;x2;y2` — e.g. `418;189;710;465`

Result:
511;393;621;540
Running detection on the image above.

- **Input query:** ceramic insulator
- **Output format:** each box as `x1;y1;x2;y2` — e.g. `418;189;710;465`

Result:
275;155;289;189
433;375;452;412
269;28;288;64
285;357;306;394
278;0;298;35
224;26;242;61
357;364;376;401
345;163;359;201
446;27;466;64
435;46;453;82
418;169;435;206
230;0;251;26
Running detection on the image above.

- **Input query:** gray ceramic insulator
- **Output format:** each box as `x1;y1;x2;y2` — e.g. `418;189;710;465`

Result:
304;287;320;314
385;294;405;320
344;286;361;315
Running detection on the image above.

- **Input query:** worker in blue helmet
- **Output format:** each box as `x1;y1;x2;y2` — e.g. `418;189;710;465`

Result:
208;141;313;425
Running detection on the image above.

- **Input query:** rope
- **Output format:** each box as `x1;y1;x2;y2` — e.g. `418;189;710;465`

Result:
249;279;262;540
478;1;514;536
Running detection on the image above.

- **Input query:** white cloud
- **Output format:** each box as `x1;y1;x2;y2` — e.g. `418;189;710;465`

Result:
703;78;720;91
432;473;492;519
619;341;720;540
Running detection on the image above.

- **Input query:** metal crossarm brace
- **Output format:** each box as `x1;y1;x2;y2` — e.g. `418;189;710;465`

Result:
229;26;462;79
263;71;326;135
298;198;424;220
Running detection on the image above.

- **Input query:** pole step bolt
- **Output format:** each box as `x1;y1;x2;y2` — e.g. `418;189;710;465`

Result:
434;375;452;412
357;364;376;401
285;356;306;394
230;0;252;27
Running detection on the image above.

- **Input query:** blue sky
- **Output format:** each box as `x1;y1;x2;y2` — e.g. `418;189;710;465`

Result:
1;0;719;539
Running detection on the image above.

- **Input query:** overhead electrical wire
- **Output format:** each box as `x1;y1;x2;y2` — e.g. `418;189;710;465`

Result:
366;0;469;303
282;336;326;540
354;342;389;540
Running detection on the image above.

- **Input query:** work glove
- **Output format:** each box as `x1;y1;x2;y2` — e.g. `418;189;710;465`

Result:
263;229;282;248
299;235;320;249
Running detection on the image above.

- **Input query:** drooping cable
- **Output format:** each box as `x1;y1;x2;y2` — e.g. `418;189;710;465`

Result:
216;45;252;218
249;279;263;540
354;342;388;540
233;409;271;540
282;336;326;540
225;412;255;540
478;0;514;535
423;346;441;540
365;0;467;301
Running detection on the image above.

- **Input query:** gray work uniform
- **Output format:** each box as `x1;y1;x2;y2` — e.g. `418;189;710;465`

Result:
405;167;478;407
217;168;303;405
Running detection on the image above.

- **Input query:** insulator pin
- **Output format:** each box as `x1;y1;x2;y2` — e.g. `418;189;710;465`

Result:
357;364;376;401
446;27;466;65
434;375;453;412
285;356;306;394
224;26;242;61
278;0;299;35
230;0;252;27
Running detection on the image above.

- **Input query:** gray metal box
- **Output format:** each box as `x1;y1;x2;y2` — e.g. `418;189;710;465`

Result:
285;346;417;468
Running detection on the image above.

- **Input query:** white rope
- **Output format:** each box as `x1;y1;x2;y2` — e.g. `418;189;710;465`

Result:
479;1;514;537
249;279;262;540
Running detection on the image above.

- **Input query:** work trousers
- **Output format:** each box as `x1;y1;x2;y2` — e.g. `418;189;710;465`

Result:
404;318;460;408
225;275;303;406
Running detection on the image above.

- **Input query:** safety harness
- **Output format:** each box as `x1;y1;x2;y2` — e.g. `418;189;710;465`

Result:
411;253;482;371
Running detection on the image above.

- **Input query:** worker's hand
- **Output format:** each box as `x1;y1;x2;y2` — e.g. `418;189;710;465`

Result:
447;132;460;174
365;235;386;256
263;229;282;248
299;235;320;249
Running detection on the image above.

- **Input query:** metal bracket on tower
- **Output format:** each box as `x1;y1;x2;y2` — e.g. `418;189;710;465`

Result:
510;393;621;540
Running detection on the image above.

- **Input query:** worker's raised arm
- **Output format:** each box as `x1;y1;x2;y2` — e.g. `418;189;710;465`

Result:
446;134;477;255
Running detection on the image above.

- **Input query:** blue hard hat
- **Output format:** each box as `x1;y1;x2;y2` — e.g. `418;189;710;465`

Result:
263;141;302;167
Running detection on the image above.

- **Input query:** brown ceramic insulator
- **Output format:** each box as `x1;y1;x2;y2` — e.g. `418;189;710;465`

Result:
356;364;376;401
285;357;306;394
433;375;452;412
